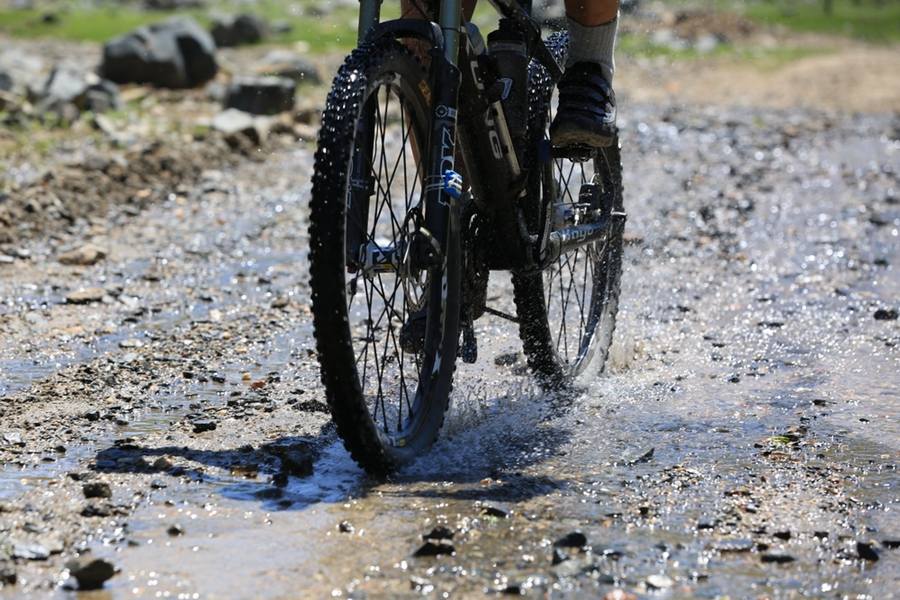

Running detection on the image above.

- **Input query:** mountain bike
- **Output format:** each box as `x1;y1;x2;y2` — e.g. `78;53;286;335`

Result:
309;0;626;474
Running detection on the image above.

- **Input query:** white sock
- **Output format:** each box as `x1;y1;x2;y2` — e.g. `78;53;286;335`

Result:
565;15;618;84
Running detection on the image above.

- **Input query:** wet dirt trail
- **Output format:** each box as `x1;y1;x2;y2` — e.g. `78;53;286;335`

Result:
1;103;899;599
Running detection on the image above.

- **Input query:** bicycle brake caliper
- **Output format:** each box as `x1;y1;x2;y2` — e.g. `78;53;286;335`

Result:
407;227;443;270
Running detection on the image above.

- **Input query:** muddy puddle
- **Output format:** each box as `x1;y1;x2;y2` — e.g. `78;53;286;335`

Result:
1;105;898;598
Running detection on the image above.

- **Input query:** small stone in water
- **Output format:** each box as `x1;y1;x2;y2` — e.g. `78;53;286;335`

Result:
82;481;112;499
168;524;185;536
65;558;116;590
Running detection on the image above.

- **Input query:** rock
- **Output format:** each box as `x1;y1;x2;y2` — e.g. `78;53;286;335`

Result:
12;541;50;560
33;66;86;117
153;456;172;471
423;526;454;541
857;541;880;561
760;551;796;564
85;79;123;114
58;243;108;266
646;574;675;590
255;50;321;84
874;308;898;321
0;70;12;92
210;14;268;47
66;287;106;304
279;450;313;478
83;481;112;499
81;501;112;517
167;524;185;536
603;591;637;600
554;531;589;549
710;538;755;553
192;419;217;433
480;503;510;519
413;540;455;557
225;76;295;115
212;108;274;146
0;561;16;585
338;520;354;534
65;558;116;590
101;17;218;89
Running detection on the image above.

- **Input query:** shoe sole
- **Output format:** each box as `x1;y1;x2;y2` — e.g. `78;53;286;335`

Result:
550;122;615;149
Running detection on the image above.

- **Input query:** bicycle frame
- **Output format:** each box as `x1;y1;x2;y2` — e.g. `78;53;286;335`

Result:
352;0;617;275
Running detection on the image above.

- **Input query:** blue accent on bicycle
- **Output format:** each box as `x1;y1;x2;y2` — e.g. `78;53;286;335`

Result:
443;170;463;199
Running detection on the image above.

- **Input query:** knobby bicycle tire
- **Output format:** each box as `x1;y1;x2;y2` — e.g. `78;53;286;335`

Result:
513;32;625;391
310;40;460;474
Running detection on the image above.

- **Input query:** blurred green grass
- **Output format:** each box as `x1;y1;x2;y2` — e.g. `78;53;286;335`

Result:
743;0;900;43
0;0;897;53
0;2;361;52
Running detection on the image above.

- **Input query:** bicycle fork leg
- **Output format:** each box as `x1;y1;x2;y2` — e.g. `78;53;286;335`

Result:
345;113;375;273
420;53;463;372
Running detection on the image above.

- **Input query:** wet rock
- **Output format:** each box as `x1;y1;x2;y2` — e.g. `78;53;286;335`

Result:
85;408;102;422
150;479;168;489
255;50;321;84
210;14;268;47
554;531;589;550
413;540;455;557
101;17;218;89
480;503;510;519
423;526;454;541
338;520;354;534
760;551;796;564
883;539;900;549
2;431;24;446
167;524;185;536
66;287;106;304
710;538;755;553
603;591;637;600
212;108;274;146
773;530;792;541
225;76;295;116
58;243;108;266
152;456;173;470
0;561;16;585
874;308;898;321
279;450;313;478
65;558;116;590
494;352;519;366
857;541;880;562
192;420;217;433
646;574;675;590
12;541;50;560
83;481;112;499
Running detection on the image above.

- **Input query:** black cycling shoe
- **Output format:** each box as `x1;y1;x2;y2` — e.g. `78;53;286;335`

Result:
549;61;617;148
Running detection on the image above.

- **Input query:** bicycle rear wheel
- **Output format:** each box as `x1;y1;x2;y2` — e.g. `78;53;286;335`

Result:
513;33;625;390
310;40;460;474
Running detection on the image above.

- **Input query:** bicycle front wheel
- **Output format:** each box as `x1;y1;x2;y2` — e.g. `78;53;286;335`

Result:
513;32;625;391
310;40;460;474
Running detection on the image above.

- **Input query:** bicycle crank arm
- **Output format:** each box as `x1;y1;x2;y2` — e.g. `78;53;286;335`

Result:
533;212;626;269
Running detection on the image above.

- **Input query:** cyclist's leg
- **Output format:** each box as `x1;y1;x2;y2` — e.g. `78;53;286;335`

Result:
551;0;620;148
